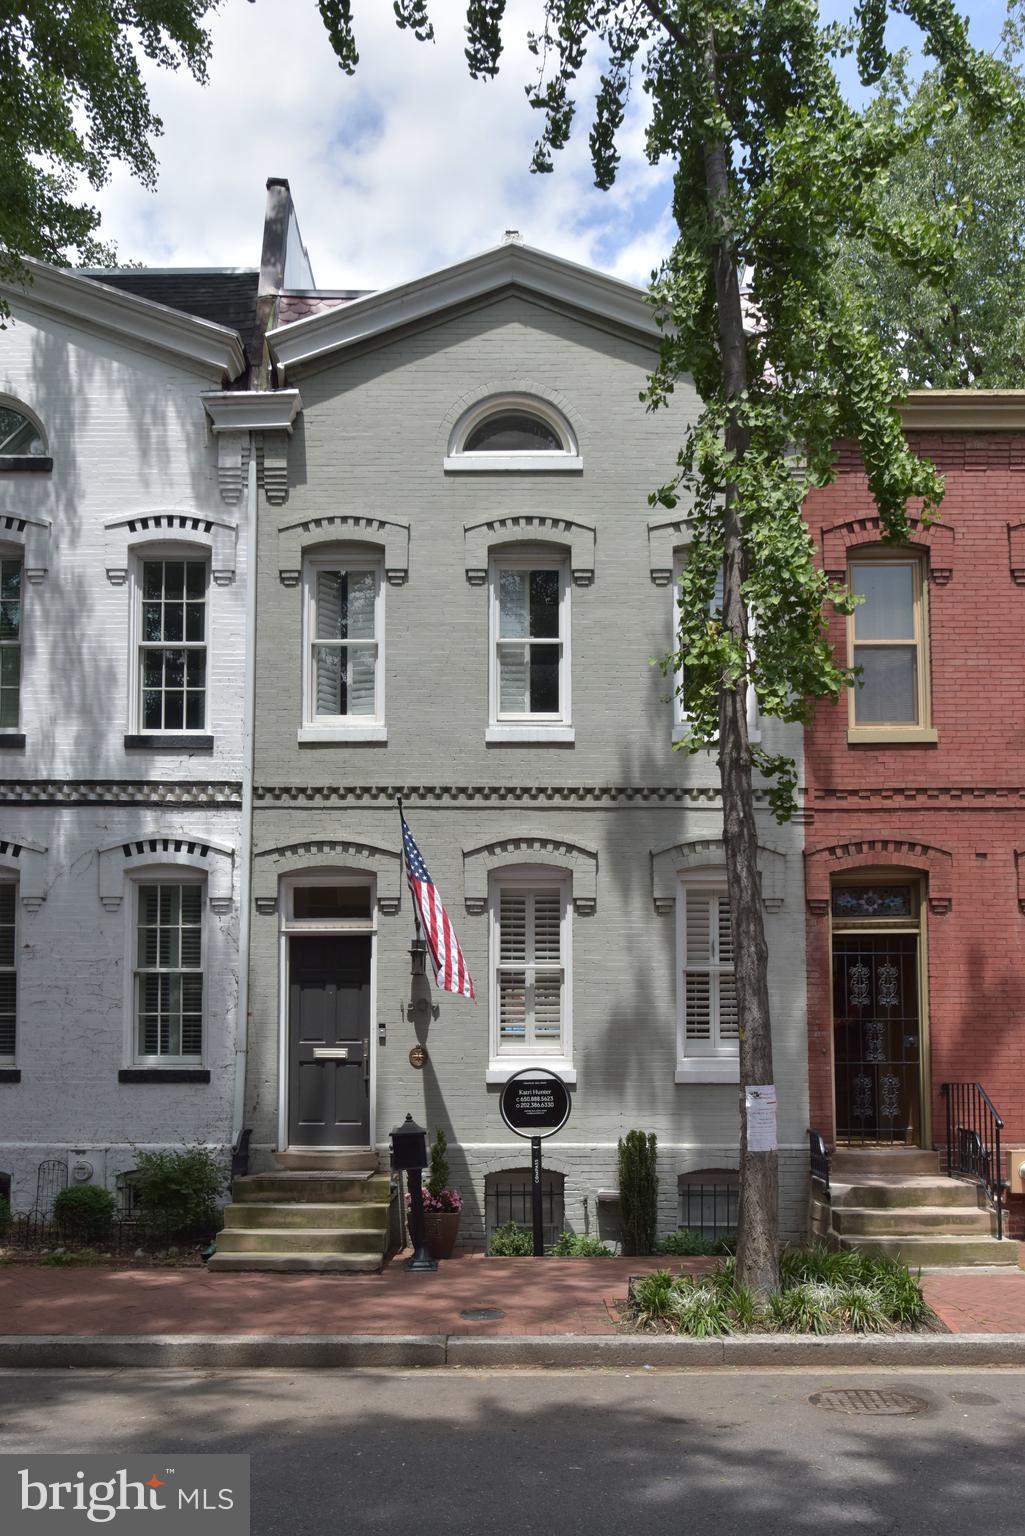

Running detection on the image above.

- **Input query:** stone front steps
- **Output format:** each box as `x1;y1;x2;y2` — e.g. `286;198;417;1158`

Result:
208;1156;392;1274
813;1149;1019;1268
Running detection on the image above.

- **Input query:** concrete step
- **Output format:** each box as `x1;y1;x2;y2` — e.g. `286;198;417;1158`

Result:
832;1148;939;1177
831;1177;980;1210
836;1233;1020;1267
232;1172;391;1204
223;1201;389;1231
274;1149;379;1173
215;1227;385;1255
832;1205;994;1236
206;1252;384;1274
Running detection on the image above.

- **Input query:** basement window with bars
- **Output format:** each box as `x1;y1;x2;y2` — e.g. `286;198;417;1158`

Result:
0;882;15;1060
485;1167;566;1251
133;881;204;1062
490;871;571;1069
676;877;738;1064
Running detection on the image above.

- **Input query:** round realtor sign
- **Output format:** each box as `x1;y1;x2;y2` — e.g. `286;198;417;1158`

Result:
499;1068;571;1139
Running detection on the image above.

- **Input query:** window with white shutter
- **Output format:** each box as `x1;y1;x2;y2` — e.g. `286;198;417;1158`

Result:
488;551;571;739
489;869;573;1077
133;881;204;1062
302;551;384;739
677;881;738;1060
671;555;759;743
0;882;15;1060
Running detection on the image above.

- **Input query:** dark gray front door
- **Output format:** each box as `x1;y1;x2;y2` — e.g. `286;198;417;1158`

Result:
288;935;371;1147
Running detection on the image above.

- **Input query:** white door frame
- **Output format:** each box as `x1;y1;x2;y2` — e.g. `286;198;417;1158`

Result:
277;872;378;1151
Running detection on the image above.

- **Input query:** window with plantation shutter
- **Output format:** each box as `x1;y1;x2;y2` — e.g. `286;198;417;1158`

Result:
671;556;759;743
488;551;571;739
678;882;738;1059
133;882;204;1061
489;870;573;1075
302;551;384;739
0;882;15;1059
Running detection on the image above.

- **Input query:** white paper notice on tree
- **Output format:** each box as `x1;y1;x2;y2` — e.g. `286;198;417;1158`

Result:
746;1085;778;1153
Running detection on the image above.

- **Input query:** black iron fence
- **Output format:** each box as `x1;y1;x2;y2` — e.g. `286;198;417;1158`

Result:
942;1081;1005;1240
809;1130;831;1197
4;1210;218;1255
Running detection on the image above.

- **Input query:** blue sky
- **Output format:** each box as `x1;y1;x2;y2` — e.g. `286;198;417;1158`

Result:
85;0;1014;291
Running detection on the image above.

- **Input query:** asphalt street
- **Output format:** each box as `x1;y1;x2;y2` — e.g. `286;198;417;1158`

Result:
2;1367;1024;1535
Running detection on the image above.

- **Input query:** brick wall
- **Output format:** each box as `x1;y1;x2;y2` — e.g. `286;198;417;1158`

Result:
803;431;1025;1156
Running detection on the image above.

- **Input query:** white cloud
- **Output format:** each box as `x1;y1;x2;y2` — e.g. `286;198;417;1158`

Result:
86;0;673;289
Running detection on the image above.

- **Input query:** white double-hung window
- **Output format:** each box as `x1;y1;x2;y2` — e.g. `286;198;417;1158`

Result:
488;869;574;1082
0;557;22;732
672;555;758;744
676;875;739;1083
133;881;204;1062
301;550;385;741
488;551;571;742
137;556;208;732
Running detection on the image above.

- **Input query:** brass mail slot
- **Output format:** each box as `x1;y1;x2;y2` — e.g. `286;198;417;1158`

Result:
313;1047;349;1059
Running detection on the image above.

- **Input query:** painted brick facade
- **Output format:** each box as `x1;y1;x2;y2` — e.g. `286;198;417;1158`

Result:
249;257;810;1244
803;424;1025;1230
0;276;246;1203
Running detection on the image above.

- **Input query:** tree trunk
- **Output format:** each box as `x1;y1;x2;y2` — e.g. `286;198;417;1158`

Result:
703;50;779;1300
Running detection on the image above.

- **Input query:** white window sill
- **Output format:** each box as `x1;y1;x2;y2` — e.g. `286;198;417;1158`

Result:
847;726;938;745
298;724;387;744
486;1061;576;1085
675;1058;740;1084
444;454;583;473
486;724;575;744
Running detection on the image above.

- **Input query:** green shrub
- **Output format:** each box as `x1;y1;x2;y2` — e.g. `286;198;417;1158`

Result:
488;1221;534;1256
53;1185;115;1242
551;1231;612;1257
618;1130;658;1255
656;1228;735;1257
0;1196;9;1238
133;1146;226;1237
426;1129;450;1199
629;1247;928;1336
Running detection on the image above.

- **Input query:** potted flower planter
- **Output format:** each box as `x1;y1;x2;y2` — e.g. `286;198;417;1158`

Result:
423;1208;461;1260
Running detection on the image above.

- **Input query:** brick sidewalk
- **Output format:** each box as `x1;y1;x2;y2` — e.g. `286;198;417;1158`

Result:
0;1250;1022;1338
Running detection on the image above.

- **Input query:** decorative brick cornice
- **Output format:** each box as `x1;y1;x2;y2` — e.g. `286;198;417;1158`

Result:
0;836;48;910
805;837;953;915
821;516;956;583
0;512;51;582
0;780;241;806
253;782;766;808
104;513;238;586
277;514;410;586
815;785;1025;806
463;516;596;586
651;837;787;913
253;838;402;914
258;432;290;506
98;836;235;911
647;517;692;584
463;837;598;914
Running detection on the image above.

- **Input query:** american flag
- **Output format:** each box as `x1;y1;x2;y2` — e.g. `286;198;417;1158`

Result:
401;813;475;1000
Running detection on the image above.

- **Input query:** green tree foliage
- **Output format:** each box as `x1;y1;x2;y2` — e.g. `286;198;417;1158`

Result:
834;14;1025;387
0;2;219;306
323;1;1022;1296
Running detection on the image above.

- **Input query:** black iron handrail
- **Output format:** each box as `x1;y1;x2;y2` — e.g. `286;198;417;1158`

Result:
809;1130;831;1197
942;1082;1005;1240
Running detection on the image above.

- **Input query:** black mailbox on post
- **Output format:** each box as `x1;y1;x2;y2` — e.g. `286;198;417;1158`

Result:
390;1113;428;1172
390;1113;436;1272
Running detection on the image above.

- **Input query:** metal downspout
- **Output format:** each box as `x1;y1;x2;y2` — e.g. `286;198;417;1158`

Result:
231;444;258;1144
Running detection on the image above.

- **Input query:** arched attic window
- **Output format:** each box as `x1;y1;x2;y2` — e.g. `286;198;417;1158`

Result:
0;401;49;470
446;396;581;472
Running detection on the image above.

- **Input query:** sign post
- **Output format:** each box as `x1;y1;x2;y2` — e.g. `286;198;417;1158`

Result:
499;1068;572;1257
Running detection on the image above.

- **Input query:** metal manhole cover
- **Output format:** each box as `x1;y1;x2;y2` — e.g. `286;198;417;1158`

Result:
459;1307;505;1321
809;1389;929;1417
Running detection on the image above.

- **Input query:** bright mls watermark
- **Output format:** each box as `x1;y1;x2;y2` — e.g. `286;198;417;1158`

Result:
0;1455;249;1533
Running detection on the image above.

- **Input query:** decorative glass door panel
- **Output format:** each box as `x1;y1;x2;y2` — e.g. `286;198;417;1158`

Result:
832;933;920;1145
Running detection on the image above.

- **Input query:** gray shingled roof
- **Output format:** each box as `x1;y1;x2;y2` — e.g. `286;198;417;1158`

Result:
87;270;261;372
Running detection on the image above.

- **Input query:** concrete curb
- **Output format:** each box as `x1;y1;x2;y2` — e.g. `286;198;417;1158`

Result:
3;1332;1025;1369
